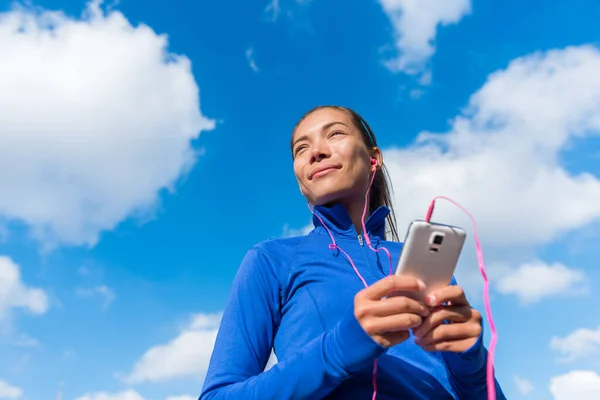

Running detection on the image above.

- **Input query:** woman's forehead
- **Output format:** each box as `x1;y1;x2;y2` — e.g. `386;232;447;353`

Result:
294;108;352;136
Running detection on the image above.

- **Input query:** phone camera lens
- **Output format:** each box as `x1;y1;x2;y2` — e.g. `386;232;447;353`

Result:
433;234;444;245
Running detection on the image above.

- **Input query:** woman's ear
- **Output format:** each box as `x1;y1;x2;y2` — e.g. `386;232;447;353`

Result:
371;147;383;168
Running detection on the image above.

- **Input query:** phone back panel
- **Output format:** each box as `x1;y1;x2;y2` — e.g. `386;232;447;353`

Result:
394;220;466;299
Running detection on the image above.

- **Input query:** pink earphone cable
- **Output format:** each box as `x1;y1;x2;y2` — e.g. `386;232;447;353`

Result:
361;160;394;276
425;196;497;400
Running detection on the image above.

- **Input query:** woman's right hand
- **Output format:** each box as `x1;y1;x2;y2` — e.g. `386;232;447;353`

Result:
354;275;429;348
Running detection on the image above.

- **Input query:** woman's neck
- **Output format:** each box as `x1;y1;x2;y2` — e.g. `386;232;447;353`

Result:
341;198;370;236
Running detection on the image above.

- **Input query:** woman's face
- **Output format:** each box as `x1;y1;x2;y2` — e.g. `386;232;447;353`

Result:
292;108;378;206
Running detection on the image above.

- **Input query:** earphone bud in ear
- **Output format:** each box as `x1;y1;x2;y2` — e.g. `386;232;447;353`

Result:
371;158;378;166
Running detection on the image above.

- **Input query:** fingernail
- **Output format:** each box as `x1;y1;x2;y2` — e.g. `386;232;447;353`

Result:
427;295;436;306
417;280;426;290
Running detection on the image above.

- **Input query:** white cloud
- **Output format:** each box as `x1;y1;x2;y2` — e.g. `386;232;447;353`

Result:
282;222;312;237
409;88;425;100
264;349;278;371
165;396;195;400
551;325;600;362
513;375;534;395
0;256;49;320
378;0;471;76
0;0;215;249
550;370;600;400
263;0;312;25
264;0;281;22
246;47;258;72
74;390;144;400
124;312;221;383
0;380;22;399
11;333;40;348
382;45;600;295
76;285;115;310
495;262;587;304
385;45;600;247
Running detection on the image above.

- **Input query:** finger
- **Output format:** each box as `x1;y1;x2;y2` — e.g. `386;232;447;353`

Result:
412;306;471;338
358;275;425;301
415;321;482;346
426;285;468;307
371;296;430;318
377;331;410;348
418;337;478;353
361;313;424;336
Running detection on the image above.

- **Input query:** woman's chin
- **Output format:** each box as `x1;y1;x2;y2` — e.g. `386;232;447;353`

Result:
311;193;344;208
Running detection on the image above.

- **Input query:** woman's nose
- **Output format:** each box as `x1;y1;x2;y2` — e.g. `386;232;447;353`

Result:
310;140;330;163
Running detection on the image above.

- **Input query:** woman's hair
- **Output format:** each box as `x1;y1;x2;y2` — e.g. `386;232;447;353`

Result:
292;105;400;242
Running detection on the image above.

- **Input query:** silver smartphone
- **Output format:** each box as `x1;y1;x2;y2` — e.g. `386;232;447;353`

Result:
394;220;466;301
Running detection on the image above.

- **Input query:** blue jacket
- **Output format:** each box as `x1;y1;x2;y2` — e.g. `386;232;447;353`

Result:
200;204;506;399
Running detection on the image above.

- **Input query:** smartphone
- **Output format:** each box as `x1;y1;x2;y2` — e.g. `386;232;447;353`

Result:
393;220;466;301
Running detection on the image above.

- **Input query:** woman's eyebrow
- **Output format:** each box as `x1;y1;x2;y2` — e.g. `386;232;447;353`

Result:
291;121;350;151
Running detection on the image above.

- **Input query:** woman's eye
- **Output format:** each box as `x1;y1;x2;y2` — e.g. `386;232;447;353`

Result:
295;145;307;155
329;130;344;138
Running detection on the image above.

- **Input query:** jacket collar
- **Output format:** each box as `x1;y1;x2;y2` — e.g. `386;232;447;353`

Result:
311;203;390;239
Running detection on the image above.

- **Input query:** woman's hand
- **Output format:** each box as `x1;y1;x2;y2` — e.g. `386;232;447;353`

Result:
354;275;430;348
413;285;482;353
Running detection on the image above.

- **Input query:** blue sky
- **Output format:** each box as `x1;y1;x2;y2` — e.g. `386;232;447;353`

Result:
1;0;600;399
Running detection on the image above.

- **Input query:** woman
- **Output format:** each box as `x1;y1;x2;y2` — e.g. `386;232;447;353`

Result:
199;106;506;399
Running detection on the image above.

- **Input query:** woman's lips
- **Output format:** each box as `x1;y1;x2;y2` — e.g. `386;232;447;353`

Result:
310;166;340;179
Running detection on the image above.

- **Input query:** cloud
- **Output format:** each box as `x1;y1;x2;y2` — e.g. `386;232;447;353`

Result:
75;390;237;400
74;390;144;400
165;396;195;400
246;47;259;72
0;256;49;320
382;45;600;296
263;0;312;25
124;312;221;383
550;370;600;400
0;380;22;399
76;285;116;310
385;45;600;247
0;0;215;249
281;222;312;237
495;262;587;304
513;375;534;395
550;325;600;362
264;349;278;371
378;0;471;76
264;0;281;22
11;333;40;348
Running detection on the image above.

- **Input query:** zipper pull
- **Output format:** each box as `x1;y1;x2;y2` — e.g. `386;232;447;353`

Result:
358;235;364;246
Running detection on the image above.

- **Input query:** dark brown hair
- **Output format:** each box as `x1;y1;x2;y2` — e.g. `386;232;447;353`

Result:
291;105;400;242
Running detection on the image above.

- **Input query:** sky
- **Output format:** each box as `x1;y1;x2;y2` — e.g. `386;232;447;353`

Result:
0;0;600;399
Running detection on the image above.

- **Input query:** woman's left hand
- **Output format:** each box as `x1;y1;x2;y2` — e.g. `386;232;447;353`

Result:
412;285;482;353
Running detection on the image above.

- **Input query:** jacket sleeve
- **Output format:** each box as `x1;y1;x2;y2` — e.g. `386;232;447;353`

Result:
442;277;507;399
199;247;387;400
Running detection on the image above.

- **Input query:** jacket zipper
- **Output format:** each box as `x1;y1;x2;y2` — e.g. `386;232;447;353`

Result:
358;233;386;278
357;232;380;282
